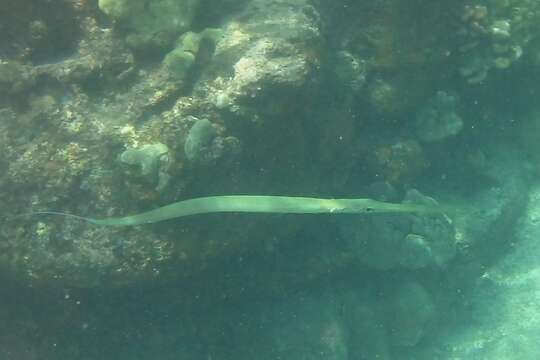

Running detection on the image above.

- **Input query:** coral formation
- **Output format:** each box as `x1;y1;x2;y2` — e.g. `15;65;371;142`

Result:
416;91;464;142
163;28;223;80
457;0;540;84
119;143;170;191
1;0;540;357
184;118;217;162
370;139;427;184
340;189;456;270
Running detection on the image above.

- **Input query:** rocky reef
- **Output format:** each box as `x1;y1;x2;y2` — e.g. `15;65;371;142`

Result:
1;0;540;359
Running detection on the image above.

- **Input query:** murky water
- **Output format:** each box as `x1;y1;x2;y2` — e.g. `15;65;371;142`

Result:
1;0;540;359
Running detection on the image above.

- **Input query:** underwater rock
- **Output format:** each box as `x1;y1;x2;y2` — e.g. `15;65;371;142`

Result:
184;118;240;164
339;189;456;270
403;189;456;267
399;234;434;269
201;0;321;118
0;61;35;98
334;50;366;92
119;143;170;191
98;0;200;50
0;0;82;63
389;281;436;347
459;55;490;84
367;78;402;115
266;294;349;360
32;17;134;86
370;139;427;184
416;91;463;142
451;147;530;257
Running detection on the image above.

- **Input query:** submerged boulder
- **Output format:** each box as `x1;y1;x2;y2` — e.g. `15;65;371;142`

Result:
98;0;200;50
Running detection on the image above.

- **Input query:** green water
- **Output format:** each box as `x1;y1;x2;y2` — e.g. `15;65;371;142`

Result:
1;0;540;359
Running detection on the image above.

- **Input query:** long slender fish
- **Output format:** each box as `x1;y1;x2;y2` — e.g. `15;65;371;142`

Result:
26;195;441;227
